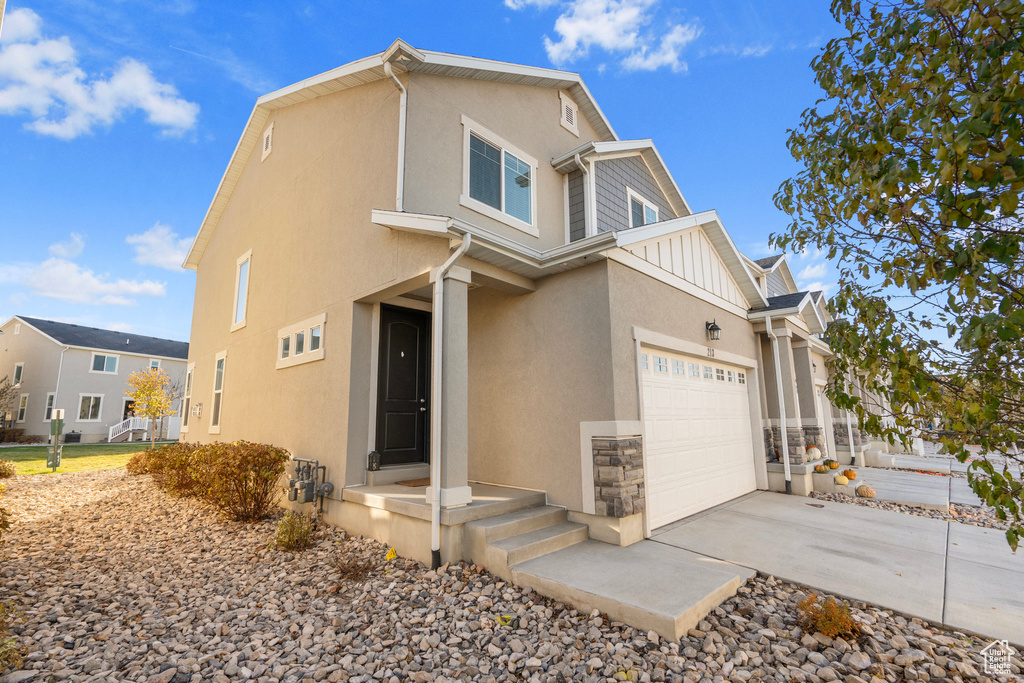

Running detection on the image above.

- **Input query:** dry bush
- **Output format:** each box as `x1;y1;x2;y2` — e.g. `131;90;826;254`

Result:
274;511;317;551
0;484;10;546
0;460;15;479
797;592;860;639
0;602;23;672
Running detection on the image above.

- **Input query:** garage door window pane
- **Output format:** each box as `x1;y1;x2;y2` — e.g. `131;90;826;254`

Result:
689;363;700;377
738;372;746;385
703;365;713;379
728;370;735;383
716;368;725;381
654;356;668;373
640;354;648;370
672;360;684;375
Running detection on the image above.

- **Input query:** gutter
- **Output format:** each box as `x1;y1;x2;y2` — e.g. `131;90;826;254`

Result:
383;61;407;212
764;315;792;493
429;234;472;569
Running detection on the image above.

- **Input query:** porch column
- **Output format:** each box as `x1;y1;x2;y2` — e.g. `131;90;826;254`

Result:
773;325;807;464
791;341;825;458
430;264;472;508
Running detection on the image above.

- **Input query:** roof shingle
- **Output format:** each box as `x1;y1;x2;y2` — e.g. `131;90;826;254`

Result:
17;316;189;359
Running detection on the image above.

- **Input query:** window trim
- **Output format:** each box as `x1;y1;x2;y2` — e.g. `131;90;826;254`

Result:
559;92;580;136
149;359;161;370
209;350;227;435
276;313;327;370
231;249;252;332
16;394;28;423
13;362;24;386
77;394;104;423
43;392;55;422
460;115;539;238
627;187;659;228
181;362;195;433
89;353;119;375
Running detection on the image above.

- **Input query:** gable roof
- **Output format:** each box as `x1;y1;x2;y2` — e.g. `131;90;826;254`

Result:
746;291;828;335
754;255;784;269
550;140;692;217
13;316;189;359
183;39;618;271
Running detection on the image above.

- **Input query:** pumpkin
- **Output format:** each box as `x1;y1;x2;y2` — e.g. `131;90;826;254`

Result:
806;446;822;460
834;475;849;486
843;469;857;480
814;464;828;474
856;485;876;498
827;460;840;470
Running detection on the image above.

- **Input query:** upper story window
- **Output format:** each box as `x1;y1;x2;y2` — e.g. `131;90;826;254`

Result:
13;363;24;386
559;92;579;136
149;359;161;370
277;313;327;370
460;115;538;237
91;353;118;374
232;250;252;331
628;188;658;228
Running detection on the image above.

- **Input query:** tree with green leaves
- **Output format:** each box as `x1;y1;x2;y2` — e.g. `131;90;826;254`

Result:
126;368;176;450
774;0;1023;548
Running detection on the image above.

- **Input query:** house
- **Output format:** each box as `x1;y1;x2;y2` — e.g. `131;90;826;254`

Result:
180;40;868;568
0;316;189;443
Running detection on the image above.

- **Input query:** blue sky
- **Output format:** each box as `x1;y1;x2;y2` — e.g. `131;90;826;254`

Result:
0;0;840;342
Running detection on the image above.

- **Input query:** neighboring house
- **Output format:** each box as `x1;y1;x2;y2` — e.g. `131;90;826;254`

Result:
0;316;188;443
180;40;868;566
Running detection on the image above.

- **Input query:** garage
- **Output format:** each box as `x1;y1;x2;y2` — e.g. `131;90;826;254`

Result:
640;346;758;530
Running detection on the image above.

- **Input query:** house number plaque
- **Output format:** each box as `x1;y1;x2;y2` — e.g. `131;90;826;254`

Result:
707;347;715;358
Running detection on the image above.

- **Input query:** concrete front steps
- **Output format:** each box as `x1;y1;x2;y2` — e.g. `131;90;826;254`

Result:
466;505;755;641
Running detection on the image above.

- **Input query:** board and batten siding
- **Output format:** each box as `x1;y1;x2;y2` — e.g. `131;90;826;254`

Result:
594;156;676;234
623;227;746;308
568;170;586;242
766;269;789;297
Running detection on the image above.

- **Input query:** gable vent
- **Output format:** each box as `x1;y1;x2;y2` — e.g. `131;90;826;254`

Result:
559;92;579;137
261;123;274;162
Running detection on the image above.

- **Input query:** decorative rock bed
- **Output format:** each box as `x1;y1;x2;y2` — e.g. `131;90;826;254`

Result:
810;490;1011;531
0;470;1019;682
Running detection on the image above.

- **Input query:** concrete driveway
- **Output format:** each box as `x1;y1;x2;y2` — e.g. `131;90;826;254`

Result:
651;491;1024;646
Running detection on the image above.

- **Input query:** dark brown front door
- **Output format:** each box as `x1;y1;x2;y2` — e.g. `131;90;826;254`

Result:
376;306;430;466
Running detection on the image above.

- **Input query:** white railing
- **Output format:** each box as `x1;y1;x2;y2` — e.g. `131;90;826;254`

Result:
109;417;149;442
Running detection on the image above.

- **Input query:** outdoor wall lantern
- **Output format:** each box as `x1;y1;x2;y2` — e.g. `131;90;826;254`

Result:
706;320;722;341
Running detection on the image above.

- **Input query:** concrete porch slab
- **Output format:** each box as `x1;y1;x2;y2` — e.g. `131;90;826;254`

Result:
855;467;950;510
890;454;951;474
510;539;754;641
341;481;545;525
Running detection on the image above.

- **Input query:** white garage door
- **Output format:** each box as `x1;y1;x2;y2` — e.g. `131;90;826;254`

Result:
641;347;757;530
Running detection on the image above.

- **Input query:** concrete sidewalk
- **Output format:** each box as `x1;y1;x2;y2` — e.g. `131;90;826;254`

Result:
652;491;1024;646
854;467;950;510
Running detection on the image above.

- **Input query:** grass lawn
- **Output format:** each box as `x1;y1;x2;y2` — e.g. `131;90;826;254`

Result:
0;442;171;476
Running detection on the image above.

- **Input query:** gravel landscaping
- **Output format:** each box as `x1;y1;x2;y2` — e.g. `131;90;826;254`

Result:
1;470;1021;682
809;491;1011;531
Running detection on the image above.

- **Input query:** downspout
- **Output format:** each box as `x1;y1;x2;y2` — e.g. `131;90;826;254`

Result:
52;346;68;441
383;61;407;212
765;315;792;493
575;153;589;236
845;372;858;465
430;233;473;569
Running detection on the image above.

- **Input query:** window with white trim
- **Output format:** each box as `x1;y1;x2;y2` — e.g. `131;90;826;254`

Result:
728;370;736;383
627;188;659;228
78;395;103;422
276;313;327;369
654;356;668;373
232;250;251;331
16;394;28;423
210;351;226;433
689;362;700;377
90;353;118;374
13;363;24;386
181;363;194;432
640;353;648;370
703;365;713;379
716;368;726;381
43;393;55;421
461;115;538;235
559;92;579;136
672;359;685;375
738;372;746;385
261;123;273;161
149;359;161;370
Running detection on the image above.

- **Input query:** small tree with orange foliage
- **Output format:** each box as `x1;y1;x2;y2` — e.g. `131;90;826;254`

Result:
126;368;175;449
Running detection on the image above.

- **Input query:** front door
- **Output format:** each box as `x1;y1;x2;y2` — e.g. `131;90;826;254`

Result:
123;400;135;420
376;306;431;466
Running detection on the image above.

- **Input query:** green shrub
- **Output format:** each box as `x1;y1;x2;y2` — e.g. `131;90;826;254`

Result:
275;511;317;551
0;601;21;671
127;440;289;522
0;460;15;479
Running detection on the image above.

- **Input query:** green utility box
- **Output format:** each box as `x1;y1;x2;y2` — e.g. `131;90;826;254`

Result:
48;409;64;471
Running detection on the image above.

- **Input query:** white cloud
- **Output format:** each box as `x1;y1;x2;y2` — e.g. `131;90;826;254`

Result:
621;22;701;73
797;263;828;281
125;223;192;271
504;0;560;8
803;281;832;295
106;322;133;332
0;8;199;139
48;232;85;258
0;258;165;305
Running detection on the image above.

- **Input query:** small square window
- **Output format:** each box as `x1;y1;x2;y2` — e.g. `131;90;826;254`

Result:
640;353;648;370
628;188;659;228
716;368;726;381
654;356;668;373
738;372;746;385
703;365;713;379
150;359;161;370
309;326;321;351
280;336;290;359
728;370;735;383
689;362;700;377
672;359;685;375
